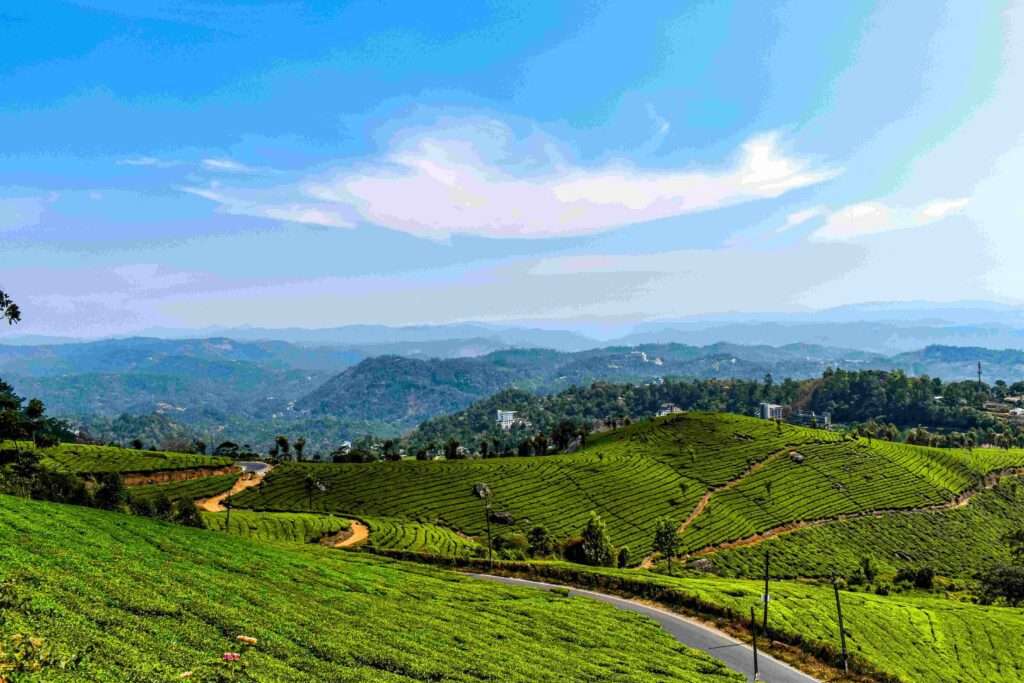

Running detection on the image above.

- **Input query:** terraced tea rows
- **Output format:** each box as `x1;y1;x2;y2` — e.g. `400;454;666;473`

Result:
129;472;240;504
516;563;1024;683
678;438;1024;553
588;413;838;485
362;515;481;555
17;441;233;474
202;509;350;543
0;494;741;682
232;450;696;556
705;478;1024;578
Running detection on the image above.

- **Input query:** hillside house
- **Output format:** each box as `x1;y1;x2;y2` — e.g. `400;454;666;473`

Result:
759;402;785;420
496;410;531;431
657;403;683;417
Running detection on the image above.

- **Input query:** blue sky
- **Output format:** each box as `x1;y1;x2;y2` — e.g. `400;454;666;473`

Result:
2;0;1022;336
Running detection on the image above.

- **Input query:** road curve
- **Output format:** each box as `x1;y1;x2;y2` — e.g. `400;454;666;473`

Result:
470;574;818;683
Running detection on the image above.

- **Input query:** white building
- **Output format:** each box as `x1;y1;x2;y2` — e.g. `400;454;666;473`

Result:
759;403;785;420
497;410;518;430
657;403;683;417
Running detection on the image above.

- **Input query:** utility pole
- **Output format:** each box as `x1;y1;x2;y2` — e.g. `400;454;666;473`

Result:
978;361;983;387
225;496;232;531
833;579;849;674
762;549;771;632
750;606;760;681
475;483;494;570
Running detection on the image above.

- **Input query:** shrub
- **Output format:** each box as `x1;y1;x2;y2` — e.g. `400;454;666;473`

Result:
580;512;615;567
978;565;1024;606
93;472;127;510
174;501;205;529
914;567;935;590
617;546;631;568
527;525;553;557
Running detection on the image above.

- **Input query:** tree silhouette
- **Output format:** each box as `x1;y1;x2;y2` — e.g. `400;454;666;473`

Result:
0;290;20;325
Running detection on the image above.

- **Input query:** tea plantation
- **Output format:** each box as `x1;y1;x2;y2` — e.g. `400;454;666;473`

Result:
232;413;1024;560
129;472;240;504
201;509;351;543
10;441;234;474
704;478;1024;578
362;515;481;555
500;562;1024;683
0;494;742;682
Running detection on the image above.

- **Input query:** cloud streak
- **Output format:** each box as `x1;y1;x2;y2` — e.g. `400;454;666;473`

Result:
181;118;840;239
810;196;970;242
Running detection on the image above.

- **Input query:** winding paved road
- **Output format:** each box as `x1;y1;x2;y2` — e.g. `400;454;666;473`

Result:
470;574;818;683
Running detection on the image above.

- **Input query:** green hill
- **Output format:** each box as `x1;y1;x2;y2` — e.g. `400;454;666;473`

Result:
504;562;1024;683
0;494;740;682
235;412;1024;566
9;441;233;474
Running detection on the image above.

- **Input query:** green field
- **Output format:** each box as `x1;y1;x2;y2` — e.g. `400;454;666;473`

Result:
202;509;351;543
679;437;1024;554
231;414;838;556
232;413;1024;562
8;441;234;474
362;515;481;555
496;562;1024;683
0;494;741;682
129;472;240;504
704;478;1024;579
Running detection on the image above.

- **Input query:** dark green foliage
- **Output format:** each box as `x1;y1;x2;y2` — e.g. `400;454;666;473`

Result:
527;525;553;557
580;512;614;567
617;546;631;568
173;500;205;528
93;472;127;510
653;517;680;574
978;565;1024;606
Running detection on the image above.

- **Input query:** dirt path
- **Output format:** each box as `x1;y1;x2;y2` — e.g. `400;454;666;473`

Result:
640;448;790;568
687;465;1024;557
196;465;273;512
331;521;369;548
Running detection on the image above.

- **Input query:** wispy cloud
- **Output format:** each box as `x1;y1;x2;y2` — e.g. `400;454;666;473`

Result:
810;196;970;242
117;156;179;168
181;118;840;240
201;158;260;174
776;206;827;232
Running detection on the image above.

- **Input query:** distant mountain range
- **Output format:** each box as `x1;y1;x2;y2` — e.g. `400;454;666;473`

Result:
8;301;1024;355
4;325;1024;453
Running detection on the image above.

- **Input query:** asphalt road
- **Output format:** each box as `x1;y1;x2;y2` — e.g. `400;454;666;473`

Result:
471;574;819;683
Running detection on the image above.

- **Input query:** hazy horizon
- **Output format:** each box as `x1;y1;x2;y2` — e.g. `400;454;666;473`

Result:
3;1;1023;337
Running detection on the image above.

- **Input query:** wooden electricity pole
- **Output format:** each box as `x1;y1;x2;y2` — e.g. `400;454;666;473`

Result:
762;549;771;632
833;580;849;674
750;606;760;681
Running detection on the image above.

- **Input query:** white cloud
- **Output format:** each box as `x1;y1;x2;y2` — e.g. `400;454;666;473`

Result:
810;196;970;242
117;156;178;168
776;205;827;232
918;197;970;221
183;119;840;239
201;158;259;174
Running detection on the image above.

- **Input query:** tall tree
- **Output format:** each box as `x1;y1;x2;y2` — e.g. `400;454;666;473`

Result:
0;290;20;325
653;517;680;575
580;512;615;567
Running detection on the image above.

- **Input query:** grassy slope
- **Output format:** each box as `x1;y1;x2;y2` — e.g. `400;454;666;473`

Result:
0;494;741;682
130;472;240;503
201;509;350;544
500;563;1024;683
361;515;481;555
704;478;1024;578
10;441;234;474
234;413;1024;560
